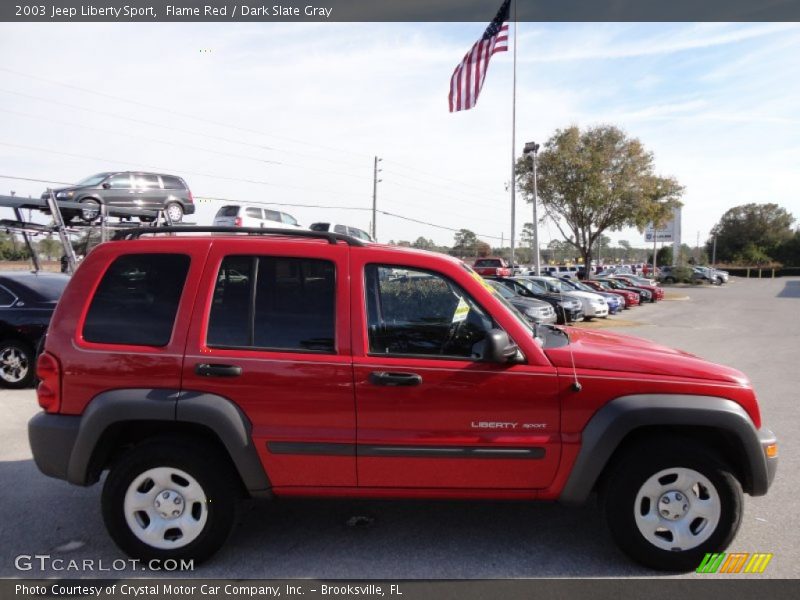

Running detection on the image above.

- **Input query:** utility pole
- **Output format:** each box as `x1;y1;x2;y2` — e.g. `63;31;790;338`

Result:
372;156;382;241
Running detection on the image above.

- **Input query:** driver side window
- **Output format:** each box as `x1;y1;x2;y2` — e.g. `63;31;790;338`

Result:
365;265;494;359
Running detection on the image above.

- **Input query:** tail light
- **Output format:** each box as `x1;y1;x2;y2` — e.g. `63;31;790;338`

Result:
234;217;242;227
187;190;194;203
36;352;61;413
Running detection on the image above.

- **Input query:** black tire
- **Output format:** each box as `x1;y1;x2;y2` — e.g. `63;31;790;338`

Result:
164;202;184;223
102;437;240;563
79;198;101;222
0;339;36;388
664;277;676;284
600;438;743;571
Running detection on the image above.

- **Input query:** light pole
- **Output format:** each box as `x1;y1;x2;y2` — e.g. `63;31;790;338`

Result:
523;141;541;275
712;234;717;268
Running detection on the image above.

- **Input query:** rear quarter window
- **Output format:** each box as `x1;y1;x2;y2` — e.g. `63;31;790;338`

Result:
217;206;240;217
82;254;190;346
161;176;186;190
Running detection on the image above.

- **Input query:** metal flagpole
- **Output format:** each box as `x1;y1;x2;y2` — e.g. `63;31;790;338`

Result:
509;0;517;266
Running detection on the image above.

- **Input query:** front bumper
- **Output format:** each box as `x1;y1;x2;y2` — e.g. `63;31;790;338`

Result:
28;412;80;483
757;427;778;493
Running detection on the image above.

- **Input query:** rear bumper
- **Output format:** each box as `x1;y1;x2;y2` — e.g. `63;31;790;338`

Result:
28;412;80;483
183;203;196;215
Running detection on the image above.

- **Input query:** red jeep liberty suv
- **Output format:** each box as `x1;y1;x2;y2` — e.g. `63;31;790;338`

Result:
28;227;777;571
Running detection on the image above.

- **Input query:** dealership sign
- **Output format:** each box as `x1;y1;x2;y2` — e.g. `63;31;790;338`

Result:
645;206;682;243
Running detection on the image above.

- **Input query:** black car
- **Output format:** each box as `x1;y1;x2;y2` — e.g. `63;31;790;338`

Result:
487;276;584;324
42;172;195;223
485;279;557;324
0;272;70;388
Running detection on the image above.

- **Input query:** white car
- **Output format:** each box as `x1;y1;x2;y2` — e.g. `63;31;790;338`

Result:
520;275;609;319
309;222;373;242
213;204;302;230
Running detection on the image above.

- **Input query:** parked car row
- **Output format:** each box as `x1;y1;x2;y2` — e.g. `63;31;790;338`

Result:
481;270;668;327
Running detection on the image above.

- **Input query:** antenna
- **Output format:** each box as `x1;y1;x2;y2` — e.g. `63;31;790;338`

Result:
550;273;583;392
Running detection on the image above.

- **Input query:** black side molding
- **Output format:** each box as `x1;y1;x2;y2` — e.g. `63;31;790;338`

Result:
267;441;545;460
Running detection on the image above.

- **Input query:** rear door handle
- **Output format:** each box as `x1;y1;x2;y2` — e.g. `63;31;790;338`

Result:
195;363;242;377
369;371;423;387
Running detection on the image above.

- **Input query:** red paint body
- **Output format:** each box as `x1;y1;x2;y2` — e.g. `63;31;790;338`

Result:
583;280;640;307
41;236;762;500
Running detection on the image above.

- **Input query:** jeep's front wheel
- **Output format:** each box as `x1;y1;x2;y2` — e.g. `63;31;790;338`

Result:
102;439;239;563
601;441;743;571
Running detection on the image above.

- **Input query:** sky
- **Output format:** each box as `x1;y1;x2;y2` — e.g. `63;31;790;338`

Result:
1;21;799;251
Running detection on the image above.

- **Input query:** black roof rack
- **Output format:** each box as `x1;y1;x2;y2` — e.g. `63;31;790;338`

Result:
112;226;365;246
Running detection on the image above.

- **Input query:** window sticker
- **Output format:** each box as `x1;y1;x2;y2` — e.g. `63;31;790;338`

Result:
452;296;470;323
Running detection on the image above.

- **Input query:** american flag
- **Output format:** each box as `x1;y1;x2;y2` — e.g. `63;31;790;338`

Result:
448;0;511;112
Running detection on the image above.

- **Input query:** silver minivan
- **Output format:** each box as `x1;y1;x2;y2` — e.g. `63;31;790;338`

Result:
213;204;302;230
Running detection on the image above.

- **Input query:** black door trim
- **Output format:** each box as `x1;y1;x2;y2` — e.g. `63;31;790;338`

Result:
267;441;544;460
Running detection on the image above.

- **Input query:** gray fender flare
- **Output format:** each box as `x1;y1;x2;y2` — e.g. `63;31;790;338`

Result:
558;394;770;505
67;389;270;493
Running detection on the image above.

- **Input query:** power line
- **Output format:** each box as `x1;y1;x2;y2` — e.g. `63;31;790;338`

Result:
0;107;374;182
381;166;503;205
0;174;72;186
0;141;370;202
0;89;372;173
383;158;502;197
0;67;372;160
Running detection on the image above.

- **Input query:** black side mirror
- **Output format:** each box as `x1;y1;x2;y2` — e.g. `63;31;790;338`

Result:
102;182;111;189
484;329;520;363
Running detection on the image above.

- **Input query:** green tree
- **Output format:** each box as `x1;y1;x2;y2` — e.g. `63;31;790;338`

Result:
411;237;436;251
516;125;683;277
775;230;800;266
38;236;61;261
452;229;479;258
707;203;794;264
476;241;492;257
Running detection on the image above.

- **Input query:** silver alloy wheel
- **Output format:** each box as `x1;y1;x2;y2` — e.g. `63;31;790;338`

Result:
166;203;183;223
80;199;100;221
0;346;28;384
123;467;208;550
634;467;721;552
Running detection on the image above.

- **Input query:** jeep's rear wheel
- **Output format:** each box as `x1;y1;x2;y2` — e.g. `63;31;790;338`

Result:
102;438;239;563
601;441;743;571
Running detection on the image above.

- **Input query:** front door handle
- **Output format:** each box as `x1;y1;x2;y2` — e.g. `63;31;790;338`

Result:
369;371;423;387
195;363;242;377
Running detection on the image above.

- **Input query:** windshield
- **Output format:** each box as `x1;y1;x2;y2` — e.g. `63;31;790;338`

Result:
571;281;594;292
76;173;111;186
516;279;547;294
537;279;562;294
487;280;515;300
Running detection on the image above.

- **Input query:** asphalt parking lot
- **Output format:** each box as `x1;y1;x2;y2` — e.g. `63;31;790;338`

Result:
1;277;798;579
